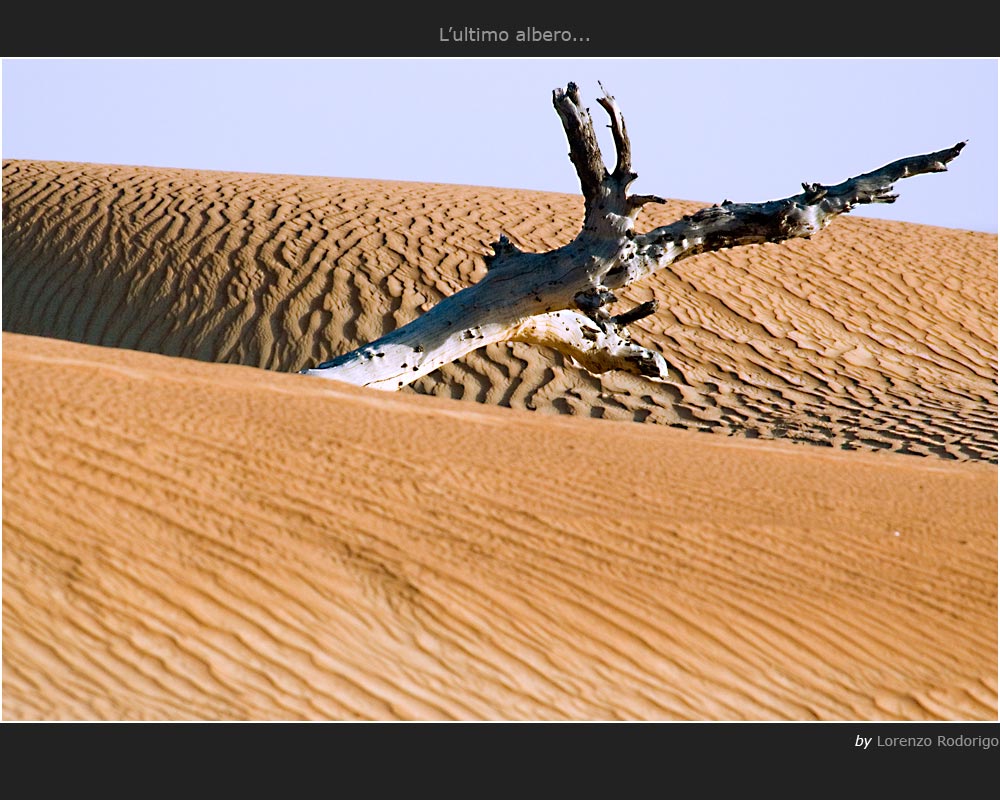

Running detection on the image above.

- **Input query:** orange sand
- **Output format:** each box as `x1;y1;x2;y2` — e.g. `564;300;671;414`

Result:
4;160;995;460
2;161;997;720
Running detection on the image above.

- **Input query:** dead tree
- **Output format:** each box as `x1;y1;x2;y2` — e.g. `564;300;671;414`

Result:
300;82;965;390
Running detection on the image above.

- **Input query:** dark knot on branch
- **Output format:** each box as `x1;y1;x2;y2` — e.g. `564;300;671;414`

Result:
574;288;618;314
800;182;828;204
566;81;582;107
483;234;522;269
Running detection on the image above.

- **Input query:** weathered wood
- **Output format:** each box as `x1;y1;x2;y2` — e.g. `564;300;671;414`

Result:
301;83;965;390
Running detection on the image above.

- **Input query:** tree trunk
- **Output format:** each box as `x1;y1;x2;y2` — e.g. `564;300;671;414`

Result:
300;82;965;390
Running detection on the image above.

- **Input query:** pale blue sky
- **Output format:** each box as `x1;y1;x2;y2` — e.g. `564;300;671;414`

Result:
3;58;997;232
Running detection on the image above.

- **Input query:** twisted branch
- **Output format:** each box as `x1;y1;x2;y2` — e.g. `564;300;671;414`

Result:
300;84;965;391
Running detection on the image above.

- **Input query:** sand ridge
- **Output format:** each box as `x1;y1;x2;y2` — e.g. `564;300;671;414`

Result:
3;332;996;720
4;160;997;462
2;160;997;721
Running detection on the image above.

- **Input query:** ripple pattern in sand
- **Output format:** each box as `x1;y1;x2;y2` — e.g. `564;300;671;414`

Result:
4;333;996;720
4;160;996;462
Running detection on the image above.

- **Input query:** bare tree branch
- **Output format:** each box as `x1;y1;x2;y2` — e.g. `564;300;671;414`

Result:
596;82;632;182
552;82;607;206
628;141;968;285
511;309;669;381
300;84;964;392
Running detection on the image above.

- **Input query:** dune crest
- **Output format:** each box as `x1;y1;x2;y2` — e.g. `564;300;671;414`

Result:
4;160;996;461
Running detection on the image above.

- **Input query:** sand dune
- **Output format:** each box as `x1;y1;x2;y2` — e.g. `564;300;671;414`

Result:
4;332;995;720
2;160;997;720
4;160;996;462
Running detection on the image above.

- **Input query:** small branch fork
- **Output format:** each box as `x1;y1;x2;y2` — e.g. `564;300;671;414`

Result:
300;82;965;390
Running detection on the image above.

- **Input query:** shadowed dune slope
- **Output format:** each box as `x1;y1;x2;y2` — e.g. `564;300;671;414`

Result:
3;333;996;721
3;159;997;462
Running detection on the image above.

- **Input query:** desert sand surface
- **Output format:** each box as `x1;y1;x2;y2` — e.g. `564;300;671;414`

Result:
4;160;997;461
4;332;997;720
2;160;997;720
